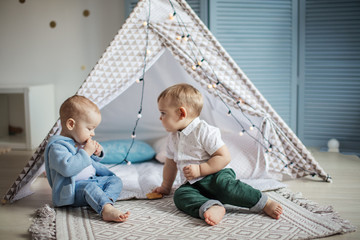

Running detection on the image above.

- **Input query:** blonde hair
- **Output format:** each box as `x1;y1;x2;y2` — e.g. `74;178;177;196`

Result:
157;83;203;117
59;95;100;127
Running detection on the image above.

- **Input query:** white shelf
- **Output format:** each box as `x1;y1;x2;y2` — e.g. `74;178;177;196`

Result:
0;84;56;150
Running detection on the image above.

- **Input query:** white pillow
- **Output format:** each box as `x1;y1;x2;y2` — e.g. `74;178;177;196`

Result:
222;131;270;179
152;136;168;163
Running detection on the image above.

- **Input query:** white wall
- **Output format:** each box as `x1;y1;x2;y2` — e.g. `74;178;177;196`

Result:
0;0;126;111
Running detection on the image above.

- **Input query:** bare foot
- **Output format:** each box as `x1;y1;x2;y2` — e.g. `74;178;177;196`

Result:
263;199;283;220
102;204;130;222
203;205;226;226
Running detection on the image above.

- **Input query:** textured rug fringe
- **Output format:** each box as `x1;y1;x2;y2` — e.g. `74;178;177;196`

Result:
275;188;357;234
28;204;56;240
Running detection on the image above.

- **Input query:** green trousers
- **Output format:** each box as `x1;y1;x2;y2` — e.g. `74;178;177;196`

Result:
173;168;267;219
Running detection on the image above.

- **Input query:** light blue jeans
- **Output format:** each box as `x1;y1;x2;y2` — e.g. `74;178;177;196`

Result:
72;175;123;215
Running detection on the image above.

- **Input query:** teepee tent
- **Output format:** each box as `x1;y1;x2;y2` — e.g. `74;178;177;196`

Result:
3;0;331;204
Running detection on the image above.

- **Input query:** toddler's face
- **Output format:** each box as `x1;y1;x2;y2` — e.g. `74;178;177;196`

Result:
71;110;101;145
158;98;182;132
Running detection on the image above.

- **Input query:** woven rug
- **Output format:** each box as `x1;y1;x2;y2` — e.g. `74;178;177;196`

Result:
29;188;356;240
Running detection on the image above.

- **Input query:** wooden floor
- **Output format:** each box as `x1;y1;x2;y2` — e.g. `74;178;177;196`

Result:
0;148;359;240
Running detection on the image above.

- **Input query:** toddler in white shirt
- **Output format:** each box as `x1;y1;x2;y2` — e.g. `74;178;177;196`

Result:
153;83;282;226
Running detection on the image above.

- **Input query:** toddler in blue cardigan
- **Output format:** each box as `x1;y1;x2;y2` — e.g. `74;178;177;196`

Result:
44;95;130;222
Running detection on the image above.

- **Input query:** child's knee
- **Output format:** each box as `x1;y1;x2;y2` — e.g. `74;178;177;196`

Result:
110;175;123;187
103;175;122;189
173;188;185;208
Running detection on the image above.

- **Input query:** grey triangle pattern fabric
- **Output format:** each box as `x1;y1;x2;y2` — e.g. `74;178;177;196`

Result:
3;120;61;203
3;0;329;203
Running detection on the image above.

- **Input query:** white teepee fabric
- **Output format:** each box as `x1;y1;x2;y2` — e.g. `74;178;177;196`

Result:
3;0;330;203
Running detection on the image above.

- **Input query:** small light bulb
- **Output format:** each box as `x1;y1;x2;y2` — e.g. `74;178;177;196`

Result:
136;79;140;83
239;131;244;136
137;114;142;119
249;125;254;131
143;21;147;26
268;148;272;152
169;13;174;20
212;83;217;88
127;161;132;165
176;35;181;40
146;49;151;55
197;61;202;66
208;84;213;89
183;36;188;42
131;134;136;139
192;65;196;70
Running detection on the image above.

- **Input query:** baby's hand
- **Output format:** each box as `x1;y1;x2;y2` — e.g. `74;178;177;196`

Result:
83;138;97;156
94;142;103;156
183;164;201;180
152;186;171;195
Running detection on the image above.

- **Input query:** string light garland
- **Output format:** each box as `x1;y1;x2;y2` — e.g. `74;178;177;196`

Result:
109;0;152;168
110;0;327;180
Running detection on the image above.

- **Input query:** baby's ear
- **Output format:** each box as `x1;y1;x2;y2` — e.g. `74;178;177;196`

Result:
179;107;187;119
66;118;75;130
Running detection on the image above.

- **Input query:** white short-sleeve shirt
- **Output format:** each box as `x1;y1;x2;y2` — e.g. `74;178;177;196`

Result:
166;117;225;184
